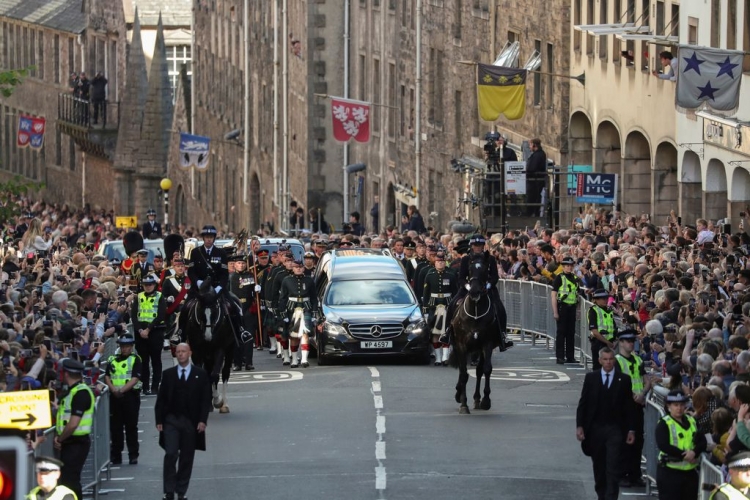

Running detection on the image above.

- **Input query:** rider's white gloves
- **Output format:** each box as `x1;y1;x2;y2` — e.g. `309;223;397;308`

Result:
486;283;491;290
215;285;222;293
197;280;203;287
254;285;262;292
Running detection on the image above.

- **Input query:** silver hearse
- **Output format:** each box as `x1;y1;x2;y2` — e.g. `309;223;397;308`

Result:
312;249;429;365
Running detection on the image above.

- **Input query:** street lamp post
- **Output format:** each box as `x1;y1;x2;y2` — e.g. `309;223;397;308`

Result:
160;178;172;233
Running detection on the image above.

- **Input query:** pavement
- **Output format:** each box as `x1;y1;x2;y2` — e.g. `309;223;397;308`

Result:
92;335;636;500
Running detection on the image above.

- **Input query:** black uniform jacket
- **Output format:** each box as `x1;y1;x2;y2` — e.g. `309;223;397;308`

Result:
187;245;229;290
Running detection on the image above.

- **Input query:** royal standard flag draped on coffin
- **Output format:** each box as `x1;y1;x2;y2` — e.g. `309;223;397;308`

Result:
476;64;528;121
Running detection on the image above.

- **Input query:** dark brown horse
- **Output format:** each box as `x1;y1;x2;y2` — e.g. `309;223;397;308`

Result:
180;277;236;413
448;253;504;414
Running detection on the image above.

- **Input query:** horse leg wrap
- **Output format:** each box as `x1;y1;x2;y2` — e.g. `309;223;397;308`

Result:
301;342;309;364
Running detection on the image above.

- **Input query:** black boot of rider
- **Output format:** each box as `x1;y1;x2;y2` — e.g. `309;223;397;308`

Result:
438;328;451;346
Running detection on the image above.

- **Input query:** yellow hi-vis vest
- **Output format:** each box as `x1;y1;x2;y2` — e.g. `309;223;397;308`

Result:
108;354;142;390
709;483;750;500
557;274;579;305
137;291;161;322
658;415;698;470
592;305;615;341
617;354;644;394
56;383;94;436
27;484;78;499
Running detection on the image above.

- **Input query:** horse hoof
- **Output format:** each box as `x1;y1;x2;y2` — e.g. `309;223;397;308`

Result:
480;398;491;411
459;406;471;415
213;401;224;409
473;400;481;410
219;405;230;414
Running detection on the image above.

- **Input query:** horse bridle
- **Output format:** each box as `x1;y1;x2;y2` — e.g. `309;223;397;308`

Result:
462;291;491;320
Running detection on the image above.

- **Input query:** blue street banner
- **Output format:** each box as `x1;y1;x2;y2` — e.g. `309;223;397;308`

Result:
575;173;618;204
676;45;744;113
179;133;210;170
567;165;593;195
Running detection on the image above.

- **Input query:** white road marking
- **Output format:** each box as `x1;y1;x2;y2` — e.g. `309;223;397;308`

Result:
375;466;387;490
469;367;571;382
229;371;303;384
376;415;386;434
369;366;387;495
375;441;386;460
110;477;135;481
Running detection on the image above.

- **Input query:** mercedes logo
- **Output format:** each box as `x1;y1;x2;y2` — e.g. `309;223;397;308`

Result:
370;325;382;338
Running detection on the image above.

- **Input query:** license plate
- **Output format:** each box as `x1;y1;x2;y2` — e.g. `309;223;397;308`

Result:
361;341;393;349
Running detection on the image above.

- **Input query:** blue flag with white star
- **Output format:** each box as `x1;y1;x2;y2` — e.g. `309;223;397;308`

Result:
676;45;744;113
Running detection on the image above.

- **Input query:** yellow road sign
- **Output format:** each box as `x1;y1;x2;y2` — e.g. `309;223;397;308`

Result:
0;390;52;430
115;216;138;228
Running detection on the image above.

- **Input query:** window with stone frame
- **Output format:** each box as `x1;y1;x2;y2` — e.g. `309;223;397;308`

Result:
167;45;192;101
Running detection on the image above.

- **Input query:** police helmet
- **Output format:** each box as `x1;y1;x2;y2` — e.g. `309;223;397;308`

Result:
200;225;218;237
592;289;609;300
117;334;136;345
141;274;158;285
561;256;575;266
146;208;157;216
469;234;486;246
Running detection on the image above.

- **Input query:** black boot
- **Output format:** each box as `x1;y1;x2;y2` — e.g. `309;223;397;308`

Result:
497;330;513;352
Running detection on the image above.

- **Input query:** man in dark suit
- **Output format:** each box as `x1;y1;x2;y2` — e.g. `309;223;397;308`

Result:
142;208;163;238
155;343;212;500
187;225;252;344
576;347;636;500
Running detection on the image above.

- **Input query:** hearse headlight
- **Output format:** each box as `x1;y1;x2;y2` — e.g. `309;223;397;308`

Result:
405;319;426;336
324;321;349;337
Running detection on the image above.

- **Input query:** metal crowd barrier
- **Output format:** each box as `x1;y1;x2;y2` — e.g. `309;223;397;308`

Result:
25;389;111;498
81;387;111;500
699;454;725;500
643;395;666;495
496;279;591;362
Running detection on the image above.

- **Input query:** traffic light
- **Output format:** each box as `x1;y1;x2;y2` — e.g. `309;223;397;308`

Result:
0;436;27;500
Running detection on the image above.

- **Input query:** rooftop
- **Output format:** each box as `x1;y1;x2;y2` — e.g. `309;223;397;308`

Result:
0;0;85;34
123;0;191;27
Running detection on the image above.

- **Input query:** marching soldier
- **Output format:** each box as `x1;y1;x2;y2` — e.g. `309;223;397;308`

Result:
187;225;252;344
131;249;154;292
303;251;317;277
254;249;275;352
277;258;318;368
422;251;457;365
587;288;615;371
616;329;650;488
268;252;295;363
54;359;95;500
161;256;191;345
414;245;438;304
405;239;427;288
131;274;166;395
551;256;582;365
230;252;259;371
104;334;142;465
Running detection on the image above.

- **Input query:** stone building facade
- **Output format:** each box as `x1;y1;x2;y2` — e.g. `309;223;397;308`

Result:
0;0;127;210
175;0;572;234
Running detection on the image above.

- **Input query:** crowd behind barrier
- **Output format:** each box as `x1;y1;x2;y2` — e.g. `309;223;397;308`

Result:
23;388;110;499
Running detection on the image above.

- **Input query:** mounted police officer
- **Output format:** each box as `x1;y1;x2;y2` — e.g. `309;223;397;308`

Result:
422;251;457;365
104;334;142;465
587;288;615;371
162;255;191;345
278;258;318;368
27;456;77;500
616;329;650;488
551;257;582;365
187;225;252;344
54;359;95;500
131;273;166;395
268;251;295;362
438;234;512;351
230;252;259;371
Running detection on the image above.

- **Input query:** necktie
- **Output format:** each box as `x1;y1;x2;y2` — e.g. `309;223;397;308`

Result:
604;372;610;389
180;368;186;382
